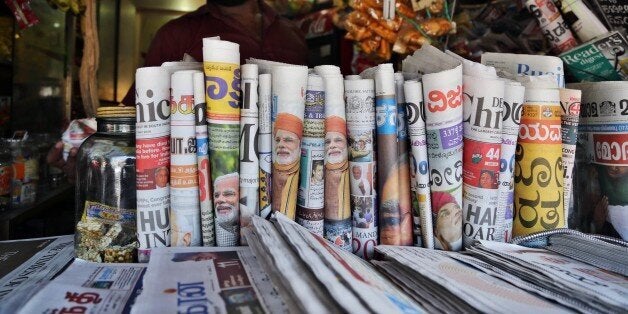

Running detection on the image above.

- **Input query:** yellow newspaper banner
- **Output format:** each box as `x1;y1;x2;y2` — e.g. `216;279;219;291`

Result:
513;103;565;237
204;62;240;122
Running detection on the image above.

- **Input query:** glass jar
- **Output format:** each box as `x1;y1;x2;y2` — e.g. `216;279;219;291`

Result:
75;106;137;263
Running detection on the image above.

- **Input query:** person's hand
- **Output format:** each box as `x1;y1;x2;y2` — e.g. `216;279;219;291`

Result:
46;141;77;183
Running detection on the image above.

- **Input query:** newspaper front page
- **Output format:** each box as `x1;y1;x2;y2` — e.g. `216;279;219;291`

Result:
132;246;287;314
18;259;146;314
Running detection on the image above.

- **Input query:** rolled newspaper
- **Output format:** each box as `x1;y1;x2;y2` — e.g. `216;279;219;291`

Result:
481;53;565;88
271;65;309;220
497;81;525;242
570;81;628;240
513;87;564;237
135;67;172;262
239;64;260;245
403;80;434;249
558;88;581;229
345;76;378;258
409;45;464;251
170;70;202;247
296;74;325;236
525;0;578;55
258;73;273;219
374;64;401;246
203;38;241;246
394;73;415;246
461;73;505;246
193;72;215;246
315;65;352;252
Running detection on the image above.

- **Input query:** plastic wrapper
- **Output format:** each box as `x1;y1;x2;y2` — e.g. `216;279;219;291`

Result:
61;118;96;161
343;0;455;61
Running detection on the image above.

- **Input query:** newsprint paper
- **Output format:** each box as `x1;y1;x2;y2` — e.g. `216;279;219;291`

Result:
0;235;74;312
18;259;146;314
132;246;288;314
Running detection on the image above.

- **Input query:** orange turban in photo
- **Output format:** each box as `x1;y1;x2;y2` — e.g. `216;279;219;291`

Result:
325;116;347;136
274;113;303;138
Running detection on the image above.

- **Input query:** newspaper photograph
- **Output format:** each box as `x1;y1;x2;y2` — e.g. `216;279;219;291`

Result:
570;81;628;240
315;65;352;251
239;64;260;245
408;45;464;251
135;66;172;261
373;63;402;246
132;246;288;314
460;69;505;246
345;76;378;258
271;65;309;220
18;259;146;314
193;71;215;246
524;0;578;55
394;72;416;246
558;88;581;228
481;52;565;88
203;38;241;246
404;80;434;249
497;82;525;242
296;73;325;236
0;235;74;312
513;87;565;237
258;73;273;219
170;70;202;247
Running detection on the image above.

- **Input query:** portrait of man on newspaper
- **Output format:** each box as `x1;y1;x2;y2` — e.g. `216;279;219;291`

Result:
214;172;240;246
431;191;463;251
171;252;218;262
272;112;302;219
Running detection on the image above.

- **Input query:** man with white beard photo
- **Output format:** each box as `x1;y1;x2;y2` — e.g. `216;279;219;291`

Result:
213;173;240;246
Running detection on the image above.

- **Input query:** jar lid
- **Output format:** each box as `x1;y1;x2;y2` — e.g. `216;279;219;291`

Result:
97;105;136;118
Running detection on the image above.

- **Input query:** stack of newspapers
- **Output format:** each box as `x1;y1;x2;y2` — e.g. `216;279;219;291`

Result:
7;217;627;313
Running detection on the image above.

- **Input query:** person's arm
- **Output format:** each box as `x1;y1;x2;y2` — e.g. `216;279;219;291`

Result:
46;141;78;183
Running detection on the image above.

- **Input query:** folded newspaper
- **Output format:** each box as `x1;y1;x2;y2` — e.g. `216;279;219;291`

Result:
10;220;628;313
131;246;288;314
17;259;146;314
0;235;75;312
